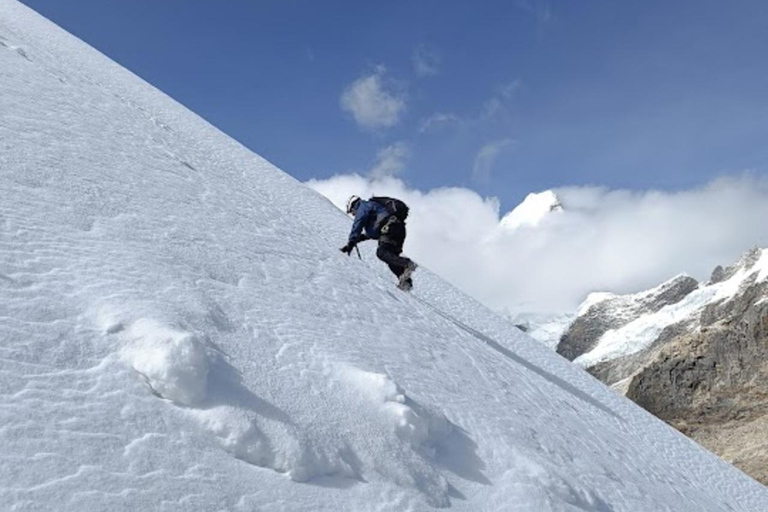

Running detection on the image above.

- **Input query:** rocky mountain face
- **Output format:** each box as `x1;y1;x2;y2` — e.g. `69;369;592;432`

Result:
557;248;768;485
557;275;699;361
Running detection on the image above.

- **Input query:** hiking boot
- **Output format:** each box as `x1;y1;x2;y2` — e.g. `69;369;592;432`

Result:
402;260;418;278
397;277;413;292
397;261;417;290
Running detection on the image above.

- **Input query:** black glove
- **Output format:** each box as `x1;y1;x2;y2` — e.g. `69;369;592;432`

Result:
340;243;355;255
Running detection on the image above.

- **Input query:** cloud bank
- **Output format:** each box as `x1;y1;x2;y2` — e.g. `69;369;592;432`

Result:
306;173;768;315
340;67;406;130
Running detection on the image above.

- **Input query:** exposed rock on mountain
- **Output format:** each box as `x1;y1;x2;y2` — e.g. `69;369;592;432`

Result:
557;248;768;484
557;274;700;361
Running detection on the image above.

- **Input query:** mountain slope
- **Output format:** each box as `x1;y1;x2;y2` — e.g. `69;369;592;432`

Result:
557;274;701;364
557;249;768;484
1;1;767;510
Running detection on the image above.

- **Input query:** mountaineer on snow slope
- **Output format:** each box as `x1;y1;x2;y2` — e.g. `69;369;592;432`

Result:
340;195;417;291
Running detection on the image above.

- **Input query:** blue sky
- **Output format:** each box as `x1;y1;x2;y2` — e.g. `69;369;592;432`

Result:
19;0;768;211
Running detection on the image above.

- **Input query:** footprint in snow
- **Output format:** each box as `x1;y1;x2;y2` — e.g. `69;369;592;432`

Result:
0;40;31;61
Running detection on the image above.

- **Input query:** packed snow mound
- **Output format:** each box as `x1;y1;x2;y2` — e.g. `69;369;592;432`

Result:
120;319;210;405
335;366;450;450
1;1;767;511
499;190;563;230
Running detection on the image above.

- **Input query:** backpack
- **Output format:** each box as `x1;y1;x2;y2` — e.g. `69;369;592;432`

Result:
370;196;409;222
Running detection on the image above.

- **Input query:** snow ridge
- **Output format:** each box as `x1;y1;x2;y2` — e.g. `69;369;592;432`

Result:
575;249;768;367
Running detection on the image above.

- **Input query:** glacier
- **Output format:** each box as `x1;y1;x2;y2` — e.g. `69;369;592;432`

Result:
1;0;767;510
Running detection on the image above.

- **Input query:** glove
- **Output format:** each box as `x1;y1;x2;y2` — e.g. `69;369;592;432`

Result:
340;243;355;255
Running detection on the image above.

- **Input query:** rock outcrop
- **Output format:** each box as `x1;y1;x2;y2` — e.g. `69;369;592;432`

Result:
558;248;768;485
557;274;699;361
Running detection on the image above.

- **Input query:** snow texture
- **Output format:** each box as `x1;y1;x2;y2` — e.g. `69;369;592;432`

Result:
1;1;767;510
755;249;768;283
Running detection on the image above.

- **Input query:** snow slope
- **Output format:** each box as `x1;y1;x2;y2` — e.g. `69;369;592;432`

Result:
1;1;767;510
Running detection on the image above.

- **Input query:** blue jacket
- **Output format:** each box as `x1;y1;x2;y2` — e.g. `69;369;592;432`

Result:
349;200;389;243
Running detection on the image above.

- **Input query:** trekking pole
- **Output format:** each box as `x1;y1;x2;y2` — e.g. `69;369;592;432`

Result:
354;246;362;260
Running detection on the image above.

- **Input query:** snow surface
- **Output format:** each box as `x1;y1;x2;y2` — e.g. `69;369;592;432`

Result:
499;190;563;231
575;250;768;368
509;312;575;350
1;1;767;510
577;292;619;317
755;249;768;283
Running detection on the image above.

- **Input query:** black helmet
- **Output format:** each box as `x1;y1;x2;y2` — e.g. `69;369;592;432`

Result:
346;195;361;215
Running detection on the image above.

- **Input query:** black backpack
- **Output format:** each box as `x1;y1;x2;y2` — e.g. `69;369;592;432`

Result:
370;196;409;222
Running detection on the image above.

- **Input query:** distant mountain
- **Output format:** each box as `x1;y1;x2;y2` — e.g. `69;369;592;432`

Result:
499;190;563;231
557;248;768;484
512;311;575;349
557;274;700;363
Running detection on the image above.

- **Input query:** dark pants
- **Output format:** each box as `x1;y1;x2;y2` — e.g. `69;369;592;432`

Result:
376;218;412;278
377;241;412;277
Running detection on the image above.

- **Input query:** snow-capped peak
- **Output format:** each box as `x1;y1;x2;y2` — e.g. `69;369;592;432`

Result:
500;190;563;230
570;249;768;368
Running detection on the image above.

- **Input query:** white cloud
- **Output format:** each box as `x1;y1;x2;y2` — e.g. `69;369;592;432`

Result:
481;80;522;120
472;138;514;183
306;173;768;317
368;142;409;178
418;80;521;136
419;112;460;133
412;44;441;77
517;0;554;33
340;67;406;130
